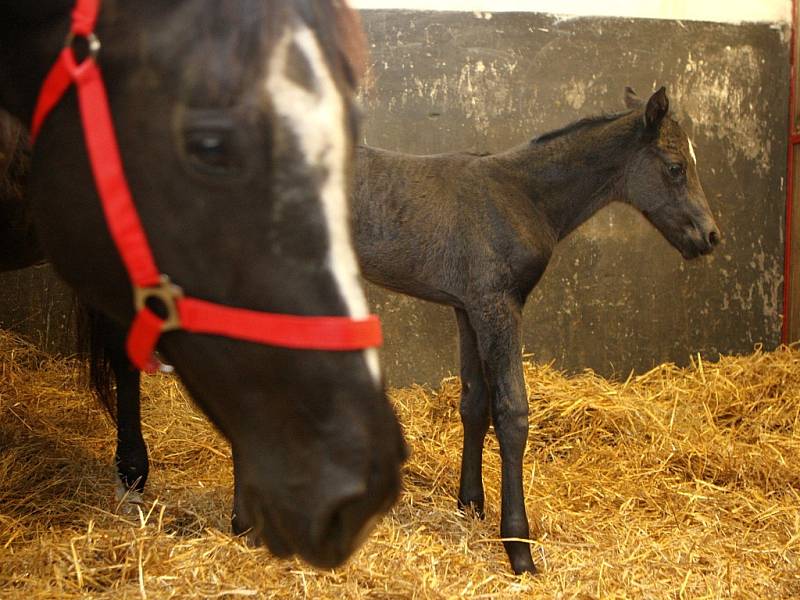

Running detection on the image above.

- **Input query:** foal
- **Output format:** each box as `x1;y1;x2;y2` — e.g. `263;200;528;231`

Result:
352;87;720;573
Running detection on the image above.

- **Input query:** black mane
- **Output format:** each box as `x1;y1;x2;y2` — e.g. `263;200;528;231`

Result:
533;110;633;144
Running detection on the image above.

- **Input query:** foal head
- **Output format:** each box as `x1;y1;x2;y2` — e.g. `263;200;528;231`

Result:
621;87;720;259
0;0;403;568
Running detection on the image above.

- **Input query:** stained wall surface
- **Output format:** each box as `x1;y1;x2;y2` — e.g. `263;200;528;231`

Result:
357;10;790;385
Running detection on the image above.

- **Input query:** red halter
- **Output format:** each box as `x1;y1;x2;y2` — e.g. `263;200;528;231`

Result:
31;0;382;372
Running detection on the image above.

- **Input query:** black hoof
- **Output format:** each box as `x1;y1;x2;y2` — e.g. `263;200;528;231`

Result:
231;511;247;536
116;459;148;493
506;542;537;575
231;512;259;546
457;495;485;519
115;440;149;493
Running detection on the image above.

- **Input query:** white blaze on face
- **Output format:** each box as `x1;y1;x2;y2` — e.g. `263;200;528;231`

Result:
266;23;380;383
688;138;698;167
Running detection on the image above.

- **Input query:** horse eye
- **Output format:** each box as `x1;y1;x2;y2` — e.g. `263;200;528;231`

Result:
668;163;685;178
184;129;242;176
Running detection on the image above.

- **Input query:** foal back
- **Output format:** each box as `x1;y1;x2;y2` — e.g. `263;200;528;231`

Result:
351;145;554;307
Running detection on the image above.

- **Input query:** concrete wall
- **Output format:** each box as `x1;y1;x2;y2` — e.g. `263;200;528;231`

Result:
356;8;791;385
0;5;791;388
0;266;74;353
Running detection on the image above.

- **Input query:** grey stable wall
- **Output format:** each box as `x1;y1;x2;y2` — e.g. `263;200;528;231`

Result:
359;11;790;385
0;265;74;353
0;12;790;387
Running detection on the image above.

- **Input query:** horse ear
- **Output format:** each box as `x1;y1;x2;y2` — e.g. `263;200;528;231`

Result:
624;86;643;109
644;87;669;130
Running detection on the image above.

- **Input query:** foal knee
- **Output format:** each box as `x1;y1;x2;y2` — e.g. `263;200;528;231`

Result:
492;406;529;453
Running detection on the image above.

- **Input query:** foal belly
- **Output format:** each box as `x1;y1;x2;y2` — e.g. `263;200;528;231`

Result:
361;265;463;308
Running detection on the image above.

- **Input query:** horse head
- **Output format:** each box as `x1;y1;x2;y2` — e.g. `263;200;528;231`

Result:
622;87;720;259
0;0;405;568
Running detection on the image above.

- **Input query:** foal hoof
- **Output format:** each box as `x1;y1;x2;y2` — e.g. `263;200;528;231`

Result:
457;496;485;519
507;543;537;576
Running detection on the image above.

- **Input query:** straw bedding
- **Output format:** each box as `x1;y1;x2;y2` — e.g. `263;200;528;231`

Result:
0;329;798;598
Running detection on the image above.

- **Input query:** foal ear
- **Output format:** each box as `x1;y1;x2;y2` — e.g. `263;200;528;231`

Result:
624;86;643;109
644;87;669;130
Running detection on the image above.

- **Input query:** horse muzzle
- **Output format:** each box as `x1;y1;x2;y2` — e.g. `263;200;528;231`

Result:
235;437;404;568
683;221;721;259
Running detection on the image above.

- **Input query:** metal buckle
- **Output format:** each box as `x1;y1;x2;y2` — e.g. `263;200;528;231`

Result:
64;31;101;62
133;275;183;332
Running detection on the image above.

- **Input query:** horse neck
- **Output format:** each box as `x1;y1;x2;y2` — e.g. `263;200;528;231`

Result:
495;113;640;241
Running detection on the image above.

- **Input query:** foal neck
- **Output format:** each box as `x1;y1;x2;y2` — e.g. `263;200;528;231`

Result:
497;111;641;241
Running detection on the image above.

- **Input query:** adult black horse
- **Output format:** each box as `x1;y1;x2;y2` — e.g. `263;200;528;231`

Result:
0;1;405;570
81;87;720;574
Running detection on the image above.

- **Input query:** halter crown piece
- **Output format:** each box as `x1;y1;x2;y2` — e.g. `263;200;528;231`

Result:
31;0;383;372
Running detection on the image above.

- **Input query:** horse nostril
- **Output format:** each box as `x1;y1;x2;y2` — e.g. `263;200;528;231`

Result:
313;494;370;566
322;504;348;545
316;491;365;549
708;230;720;247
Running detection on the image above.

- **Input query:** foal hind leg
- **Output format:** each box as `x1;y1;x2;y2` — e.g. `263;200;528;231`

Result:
455;308;490;517
470;297;535;574
106;329;148;493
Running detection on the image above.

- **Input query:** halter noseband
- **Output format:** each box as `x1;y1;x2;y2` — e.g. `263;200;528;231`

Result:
30;0;382;372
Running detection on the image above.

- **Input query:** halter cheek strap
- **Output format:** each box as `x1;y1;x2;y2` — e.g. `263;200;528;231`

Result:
31;0;382;372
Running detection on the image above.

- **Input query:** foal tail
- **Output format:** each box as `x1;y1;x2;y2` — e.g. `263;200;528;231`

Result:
75;300;117;422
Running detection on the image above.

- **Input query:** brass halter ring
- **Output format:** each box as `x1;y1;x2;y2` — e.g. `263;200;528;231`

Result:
133;275;184;332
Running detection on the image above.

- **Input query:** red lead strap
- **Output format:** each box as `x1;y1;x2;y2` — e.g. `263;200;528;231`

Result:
31;0;382;372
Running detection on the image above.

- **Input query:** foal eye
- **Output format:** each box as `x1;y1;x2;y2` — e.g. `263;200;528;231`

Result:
668;163;685;179
183;128;244;176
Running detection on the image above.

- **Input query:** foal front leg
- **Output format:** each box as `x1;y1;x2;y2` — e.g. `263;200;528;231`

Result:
455;308;490;517
470;298;535;574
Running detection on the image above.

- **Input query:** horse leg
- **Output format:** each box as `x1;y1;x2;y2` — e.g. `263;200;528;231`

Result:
231;447;259;545
232;449;247;536
106;328;148;493
455;308;490;517
470;297;535;574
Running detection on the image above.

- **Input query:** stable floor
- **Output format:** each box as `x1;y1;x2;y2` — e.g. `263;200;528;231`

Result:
0;332;798;598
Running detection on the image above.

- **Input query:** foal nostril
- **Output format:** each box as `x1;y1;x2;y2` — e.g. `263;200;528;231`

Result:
708;229;721;247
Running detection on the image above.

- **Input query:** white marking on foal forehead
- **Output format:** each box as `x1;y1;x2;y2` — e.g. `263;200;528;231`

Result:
688;138;697;166
266;23;380;383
